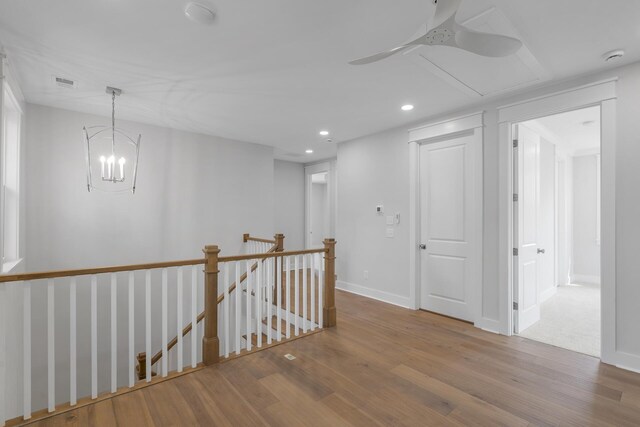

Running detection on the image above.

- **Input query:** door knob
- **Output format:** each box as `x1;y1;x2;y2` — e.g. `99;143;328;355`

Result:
419;244;427;250
537;248;545;254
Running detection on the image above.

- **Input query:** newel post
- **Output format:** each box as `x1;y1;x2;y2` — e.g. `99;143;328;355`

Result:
203;245;220;365
274;233;285;252
323;238;337;327
243;233;250;243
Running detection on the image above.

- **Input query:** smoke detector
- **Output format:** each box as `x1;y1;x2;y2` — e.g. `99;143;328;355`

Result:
184;2;216;25
53;76;77;89
603;49;624;62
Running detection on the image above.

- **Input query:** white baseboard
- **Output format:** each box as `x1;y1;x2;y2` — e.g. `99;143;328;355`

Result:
571;274;600;285
540;286;558;303
336;280;412;309
613;350;640;374
475;317;504;335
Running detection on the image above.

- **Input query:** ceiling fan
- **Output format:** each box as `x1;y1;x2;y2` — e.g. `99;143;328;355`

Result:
349;0;522;65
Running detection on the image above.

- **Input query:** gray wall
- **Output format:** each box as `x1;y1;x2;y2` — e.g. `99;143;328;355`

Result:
274;159;305;250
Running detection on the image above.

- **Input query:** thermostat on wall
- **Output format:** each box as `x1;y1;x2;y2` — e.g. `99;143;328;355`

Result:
376;205;384;215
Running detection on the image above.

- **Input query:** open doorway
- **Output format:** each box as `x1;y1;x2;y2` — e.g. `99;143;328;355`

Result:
309;172;329;247
305;161;336;250
513;106;601;357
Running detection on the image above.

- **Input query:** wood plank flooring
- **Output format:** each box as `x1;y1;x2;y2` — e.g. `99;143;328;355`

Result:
28;290;640;426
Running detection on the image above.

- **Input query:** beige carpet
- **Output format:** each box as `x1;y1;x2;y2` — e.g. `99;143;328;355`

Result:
519;282;600;357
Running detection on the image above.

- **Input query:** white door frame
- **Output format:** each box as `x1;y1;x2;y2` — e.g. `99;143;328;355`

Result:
304;160;337;249
497;78;618;365
408;112;484;324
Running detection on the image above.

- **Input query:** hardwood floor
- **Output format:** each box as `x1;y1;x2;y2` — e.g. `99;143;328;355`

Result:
29;290;640;426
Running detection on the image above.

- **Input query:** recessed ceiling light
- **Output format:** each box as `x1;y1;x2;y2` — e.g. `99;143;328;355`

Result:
401;104;414;111
305;149;314;154
184;2;216;25
319;130;329;136
603;49;624;62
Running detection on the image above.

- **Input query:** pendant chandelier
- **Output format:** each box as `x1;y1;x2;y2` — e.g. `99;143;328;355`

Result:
83;87;141;193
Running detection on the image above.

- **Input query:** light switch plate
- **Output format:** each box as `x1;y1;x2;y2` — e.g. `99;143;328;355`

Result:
376;205;384;215
386;228;394;238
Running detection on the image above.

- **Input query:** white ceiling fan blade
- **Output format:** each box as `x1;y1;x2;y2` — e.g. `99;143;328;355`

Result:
430;0;462;30
349;45;413;65
453;28;522;57
349;34;426;65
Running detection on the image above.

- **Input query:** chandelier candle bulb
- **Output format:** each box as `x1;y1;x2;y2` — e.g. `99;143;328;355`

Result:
119;157;126;180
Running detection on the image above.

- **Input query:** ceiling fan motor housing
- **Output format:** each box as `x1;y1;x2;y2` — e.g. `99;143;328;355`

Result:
425;28;454;45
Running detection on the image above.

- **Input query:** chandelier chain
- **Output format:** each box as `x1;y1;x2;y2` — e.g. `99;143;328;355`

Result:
111;89;116;155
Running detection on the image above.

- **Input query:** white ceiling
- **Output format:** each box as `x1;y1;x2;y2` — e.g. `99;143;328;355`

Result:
1;0;639;162
525;106;601;156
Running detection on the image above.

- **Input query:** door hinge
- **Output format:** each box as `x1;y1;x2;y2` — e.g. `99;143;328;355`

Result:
513;193;518;202
513;302;519;310
513;248;518;256
513;139;519;148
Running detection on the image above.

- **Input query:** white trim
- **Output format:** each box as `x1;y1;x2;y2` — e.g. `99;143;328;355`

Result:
573;147;601;157
498;78;618;366
571;274;600;285
409;111;484;142
497;77;618;117
408;111;484;325
336;280;412;309
539;286;558;304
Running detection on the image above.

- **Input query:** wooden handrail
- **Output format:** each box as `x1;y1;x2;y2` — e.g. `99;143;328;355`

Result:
0;258;206;283
243;233;276;244
219;248;326;263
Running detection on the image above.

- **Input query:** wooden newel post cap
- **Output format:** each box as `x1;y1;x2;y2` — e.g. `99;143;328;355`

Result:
203;245;220;255
243;233;250;242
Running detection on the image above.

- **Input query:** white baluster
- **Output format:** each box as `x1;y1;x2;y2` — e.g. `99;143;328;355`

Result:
23;282;31;419
246;260;252;351
110;273;117;393
276;257;282;341
266;257;272;345
235;262;241;355
161;268;168;377
70;278;77;405
223;262;230;358
47;279;55;412
191;266;197;368
177;267;183;372
128;271;135;387
294;255;299;336
311;254;316;330
145;270;151;382
286;256;291;339
303;255;308;333
256;260;262;347
91;275;98;397
319;253;324;329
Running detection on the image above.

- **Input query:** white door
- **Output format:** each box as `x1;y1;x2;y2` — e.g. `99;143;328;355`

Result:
514;124;542;333
514;124;556;333
419;133;478;322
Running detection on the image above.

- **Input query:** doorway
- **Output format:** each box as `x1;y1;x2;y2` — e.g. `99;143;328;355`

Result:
512;106;601;357
305;161;336;249
409;112;483;323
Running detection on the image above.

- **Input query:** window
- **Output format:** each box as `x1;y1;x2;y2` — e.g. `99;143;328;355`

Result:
1;84;21;271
